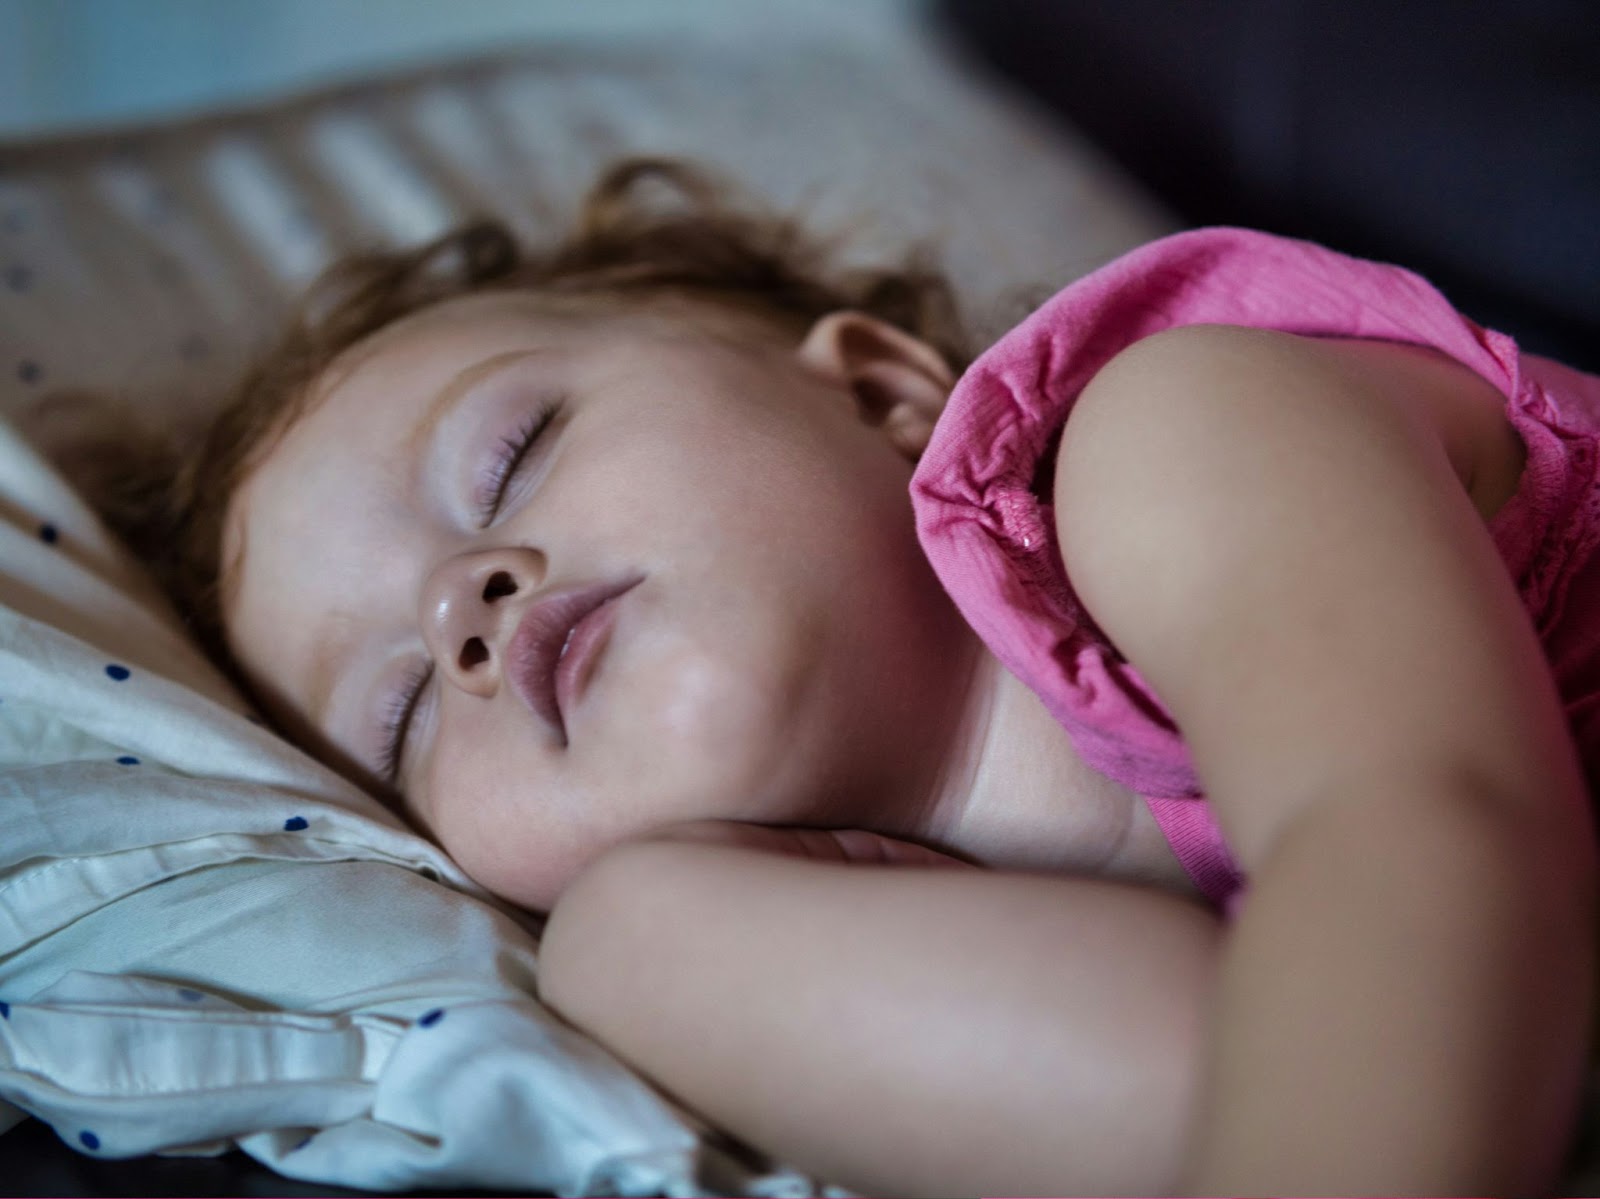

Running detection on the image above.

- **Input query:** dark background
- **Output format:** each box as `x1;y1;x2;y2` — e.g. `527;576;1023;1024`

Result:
938;0;1600;371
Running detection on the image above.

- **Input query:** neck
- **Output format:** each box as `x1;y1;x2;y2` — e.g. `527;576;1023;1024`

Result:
911;646;1195;892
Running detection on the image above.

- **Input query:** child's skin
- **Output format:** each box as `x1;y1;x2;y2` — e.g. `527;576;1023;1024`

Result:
223;286;1594;1195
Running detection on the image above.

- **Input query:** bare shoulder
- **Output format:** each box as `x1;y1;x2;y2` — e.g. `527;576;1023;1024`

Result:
1051;323;1572;867
1069;324;1523;522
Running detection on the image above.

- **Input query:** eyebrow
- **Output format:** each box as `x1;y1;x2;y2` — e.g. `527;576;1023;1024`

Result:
300;348;543;729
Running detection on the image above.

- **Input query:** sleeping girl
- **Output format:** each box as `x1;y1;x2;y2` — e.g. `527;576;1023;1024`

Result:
103;158;1598;1196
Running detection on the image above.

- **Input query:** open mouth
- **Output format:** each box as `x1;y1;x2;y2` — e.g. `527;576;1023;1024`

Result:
506;576;643;740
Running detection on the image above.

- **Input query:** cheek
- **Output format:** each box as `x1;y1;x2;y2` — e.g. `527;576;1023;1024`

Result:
417;720;590;911
597;586;816;789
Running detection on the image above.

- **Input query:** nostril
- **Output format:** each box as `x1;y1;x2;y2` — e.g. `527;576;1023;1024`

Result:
482;571;517;602
459;637;489;670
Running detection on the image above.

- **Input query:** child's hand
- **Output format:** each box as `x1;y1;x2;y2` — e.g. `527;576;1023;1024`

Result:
634;819;974;869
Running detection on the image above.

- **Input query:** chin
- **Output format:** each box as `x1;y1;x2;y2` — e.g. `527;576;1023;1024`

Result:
633;642;806;753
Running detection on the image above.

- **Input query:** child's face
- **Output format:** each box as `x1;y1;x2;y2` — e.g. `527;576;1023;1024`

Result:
224;292;968;909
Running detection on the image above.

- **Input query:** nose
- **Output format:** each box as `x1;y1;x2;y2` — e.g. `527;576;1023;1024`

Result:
419;546;546;698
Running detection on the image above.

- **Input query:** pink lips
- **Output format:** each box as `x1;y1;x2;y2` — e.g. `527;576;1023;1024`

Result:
506;577;641;739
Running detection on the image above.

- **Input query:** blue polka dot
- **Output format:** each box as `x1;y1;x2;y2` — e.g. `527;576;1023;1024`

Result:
283;816;308;832
104;664;131;681
0;1000;10;1018
38;523;58;544
418;1008;445;1028
16;359;40;385
4;264;30;292
177;988;203;1003
115;755;140;766
78;1130;99;1150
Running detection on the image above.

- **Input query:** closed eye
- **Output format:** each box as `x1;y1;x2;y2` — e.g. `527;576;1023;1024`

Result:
378;662;433;785
476;401;559;526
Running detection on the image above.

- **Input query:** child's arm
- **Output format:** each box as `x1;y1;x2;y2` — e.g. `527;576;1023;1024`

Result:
1054;324;1597;1195
540;830;1221;1197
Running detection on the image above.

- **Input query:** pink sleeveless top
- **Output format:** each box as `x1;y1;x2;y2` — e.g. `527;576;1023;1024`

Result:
911;227;1600;909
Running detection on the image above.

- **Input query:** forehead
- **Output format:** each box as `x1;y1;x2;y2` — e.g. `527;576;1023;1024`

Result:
296;289;792;427
314;290;563;399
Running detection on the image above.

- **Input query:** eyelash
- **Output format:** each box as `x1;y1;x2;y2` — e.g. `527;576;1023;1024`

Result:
378;662;432;784
378;400;562;783
476;400;560;526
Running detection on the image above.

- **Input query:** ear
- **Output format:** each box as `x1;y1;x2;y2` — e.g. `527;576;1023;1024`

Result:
795;311;956;460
